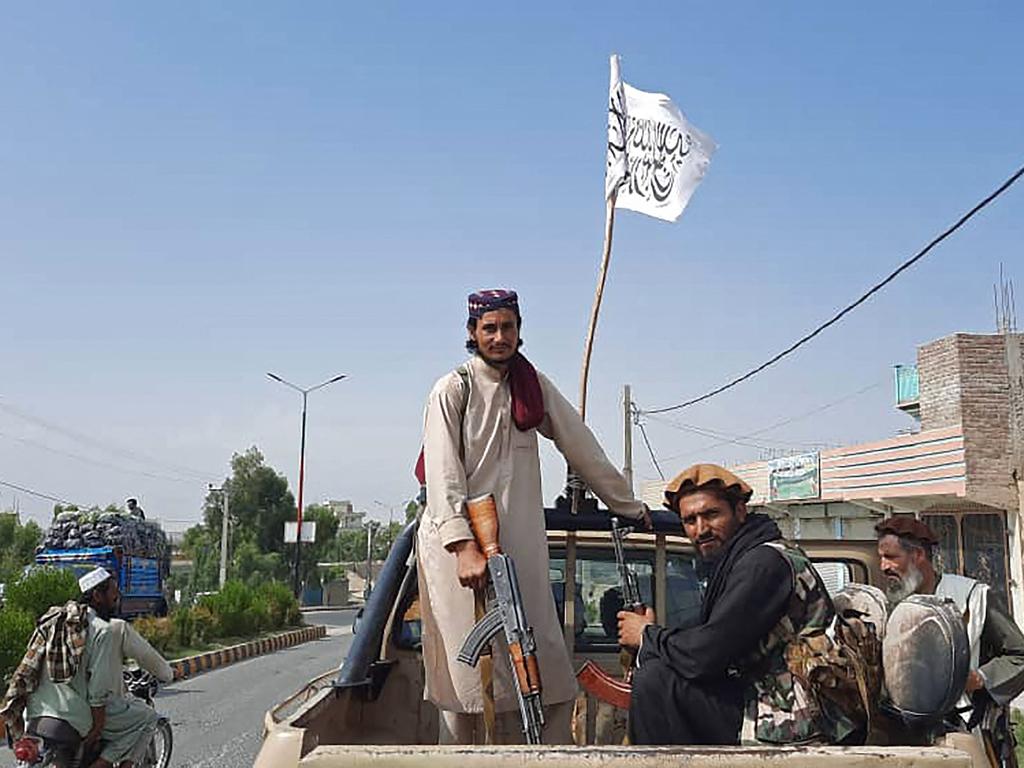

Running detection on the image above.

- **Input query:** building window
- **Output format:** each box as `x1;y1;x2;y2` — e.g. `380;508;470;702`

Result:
922;511;1010;614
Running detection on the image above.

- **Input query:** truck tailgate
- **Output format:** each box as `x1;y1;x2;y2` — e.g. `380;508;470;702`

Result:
298;744;971;768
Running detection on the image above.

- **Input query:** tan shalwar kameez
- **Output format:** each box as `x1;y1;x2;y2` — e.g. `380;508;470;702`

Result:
417;354;643;741
88;613;174;765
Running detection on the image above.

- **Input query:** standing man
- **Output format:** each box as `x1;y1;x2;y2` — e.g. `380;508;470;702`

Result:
618;464;843;746
417;289;649;744
125;498;145;520
877;517;1024;763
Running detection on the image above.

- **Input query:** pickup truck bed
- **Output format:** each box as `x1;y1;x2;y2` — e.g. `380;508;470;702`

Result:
296;744;971;768
254;512;984;768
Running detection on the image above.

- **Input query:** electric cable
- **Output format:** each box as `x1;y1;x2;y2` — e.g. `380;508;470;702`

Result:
0;399;218;482
642;379;884;466
636;418;665;481
644;163;1024;415
0;478;77;506
0;430;195;483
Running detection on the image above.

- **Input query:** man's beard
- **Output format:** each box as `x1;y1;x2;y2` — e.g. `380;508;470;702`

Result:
476;348;515;367
94;600;117;620
884;562;924;606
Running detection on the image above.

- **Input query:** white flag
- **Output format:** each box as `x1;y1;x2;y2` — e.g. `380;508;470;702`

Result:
605;54;716;222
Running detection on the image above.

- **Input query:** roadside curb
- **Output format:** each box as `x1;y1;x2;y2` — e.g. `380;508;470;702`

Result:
300;605;360;613
170;624;327;680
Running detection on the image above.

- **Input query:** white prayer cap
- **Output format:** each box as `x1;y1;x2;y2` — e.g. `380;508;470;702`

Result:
79;567;112;594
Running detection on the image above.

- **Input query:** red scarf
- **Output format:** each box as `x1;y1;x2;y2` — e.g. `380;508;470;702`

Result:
414;354;544;485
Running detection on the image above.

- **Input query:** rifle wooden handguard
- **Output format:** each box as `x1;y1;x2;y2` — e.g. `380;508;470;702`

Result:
509;641;542;695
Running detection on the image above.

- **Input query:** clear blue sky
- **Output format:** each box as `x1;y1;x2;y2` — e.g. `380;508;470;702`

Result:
1;2;1022;530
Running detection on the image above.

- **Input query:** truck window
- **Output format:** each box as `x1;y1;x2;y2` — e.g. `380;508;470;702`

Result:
550;549;701;651
811;559;869;596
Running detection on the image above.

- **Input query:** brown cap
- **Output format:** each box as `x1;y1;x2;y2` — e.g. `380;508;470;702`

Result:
875;516;939;546
663;463;754;512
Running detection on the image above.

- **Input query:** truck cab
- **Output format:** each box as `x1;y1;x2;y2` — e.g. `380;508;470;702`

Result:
253;509;980;767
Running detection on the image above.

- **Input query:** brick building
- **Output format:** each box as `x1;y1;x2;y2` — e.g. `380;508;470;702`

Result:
642;331;1024;617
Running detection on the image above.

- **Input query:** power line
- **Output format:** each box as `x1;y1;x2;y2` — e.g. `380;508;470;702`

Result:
636;419;665;481
0;478;77;507
644;162;1024;415
0;430;195;483
644;414;829;452
0;399;218;482
646;378;884;466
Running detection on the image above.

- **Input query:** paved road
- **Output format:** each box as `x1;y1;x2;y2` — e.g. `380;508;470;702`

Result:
3;609;358;768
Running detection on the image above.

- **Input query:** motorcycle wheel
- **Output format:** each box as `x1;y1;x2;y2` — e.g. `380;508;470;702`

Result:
146;719;173;768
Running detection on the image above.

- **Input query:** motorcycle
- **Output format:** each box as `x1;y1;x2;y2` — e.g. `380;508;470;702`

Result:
8;669;173;768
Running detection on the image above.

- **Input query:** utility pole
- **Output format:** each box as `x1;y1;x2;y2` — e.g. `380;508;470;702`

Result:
219;488;230;589
363;521;377;601
623;384;634;494
208;485;231;590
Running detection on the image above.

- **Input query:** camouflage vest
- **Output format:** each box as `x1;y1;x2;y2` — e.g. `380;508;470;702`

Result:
741;540;838;744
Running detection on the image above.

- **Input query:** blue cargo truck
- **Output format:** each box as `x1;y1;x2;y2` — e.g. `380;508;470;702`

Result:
35;545;168;618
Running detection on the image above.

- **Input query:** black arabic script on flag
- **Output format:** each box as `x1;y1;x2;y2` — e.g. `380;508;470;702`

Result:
622;115;693;204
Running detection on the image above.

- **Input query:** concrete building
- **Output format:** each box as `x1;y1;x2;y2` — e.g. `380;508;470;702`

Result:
325;499;365;530
642;331;1024;618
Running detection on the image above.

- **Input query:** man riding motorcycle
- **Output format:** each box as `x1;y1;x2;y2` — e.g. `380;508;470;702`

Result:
2;567;173;768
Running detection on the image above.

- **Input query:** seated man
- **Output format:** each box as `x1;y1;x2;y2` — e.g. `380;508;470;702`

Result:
877;517;1024;761
618;464;841;745
0;577;95;749
82;567;174;768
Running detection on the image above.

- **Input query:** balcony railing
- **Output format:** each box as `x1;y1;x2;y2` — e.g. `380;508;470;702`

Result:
894;364;920;407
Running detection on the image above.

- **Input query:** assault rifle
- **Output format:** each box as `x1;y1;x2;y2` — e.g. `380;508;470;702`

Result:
457;494;545;744
576;517;644;710
612;517;644;614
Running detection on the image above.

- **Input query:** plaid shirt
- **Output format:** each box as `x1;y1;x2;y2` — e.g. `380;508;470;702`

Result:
0;601;89;738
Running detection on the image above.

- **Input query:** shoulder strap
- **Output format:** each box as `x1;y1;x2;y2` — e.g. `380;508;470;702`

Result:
455;364;470;460
761;540;837;614
414;364;472;486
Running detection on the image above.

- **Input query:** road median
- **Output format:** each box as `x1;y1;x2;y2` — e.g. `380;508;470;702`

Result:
170;624;327;679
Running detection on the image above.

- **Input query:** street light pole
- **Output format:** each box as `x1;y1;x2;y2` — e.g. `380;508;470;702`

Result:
295;392;308;596
267;371;346;597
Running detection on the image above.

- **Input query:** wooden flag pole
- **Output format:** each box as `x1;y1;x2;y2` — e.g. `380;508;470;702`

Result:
568;190;618;518
578;189;618;421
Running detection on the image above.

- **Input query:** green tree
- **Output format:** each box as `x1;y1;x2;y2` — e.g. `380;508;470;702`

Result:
181;524;219;594
404;499;419;523
0;514;43;583
332;520;404;564
296;503;340;587
232;539;288;586
203;447;296;557
335;528;367;562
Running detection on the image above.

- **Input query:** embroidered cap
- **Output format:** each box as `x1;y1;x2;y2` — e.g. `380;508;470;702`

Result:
468;289;520;320
79;567;112;594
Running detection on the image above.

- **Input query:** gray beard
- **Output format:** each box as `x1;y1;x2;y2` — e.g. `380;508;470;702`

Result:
885;562;924;607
